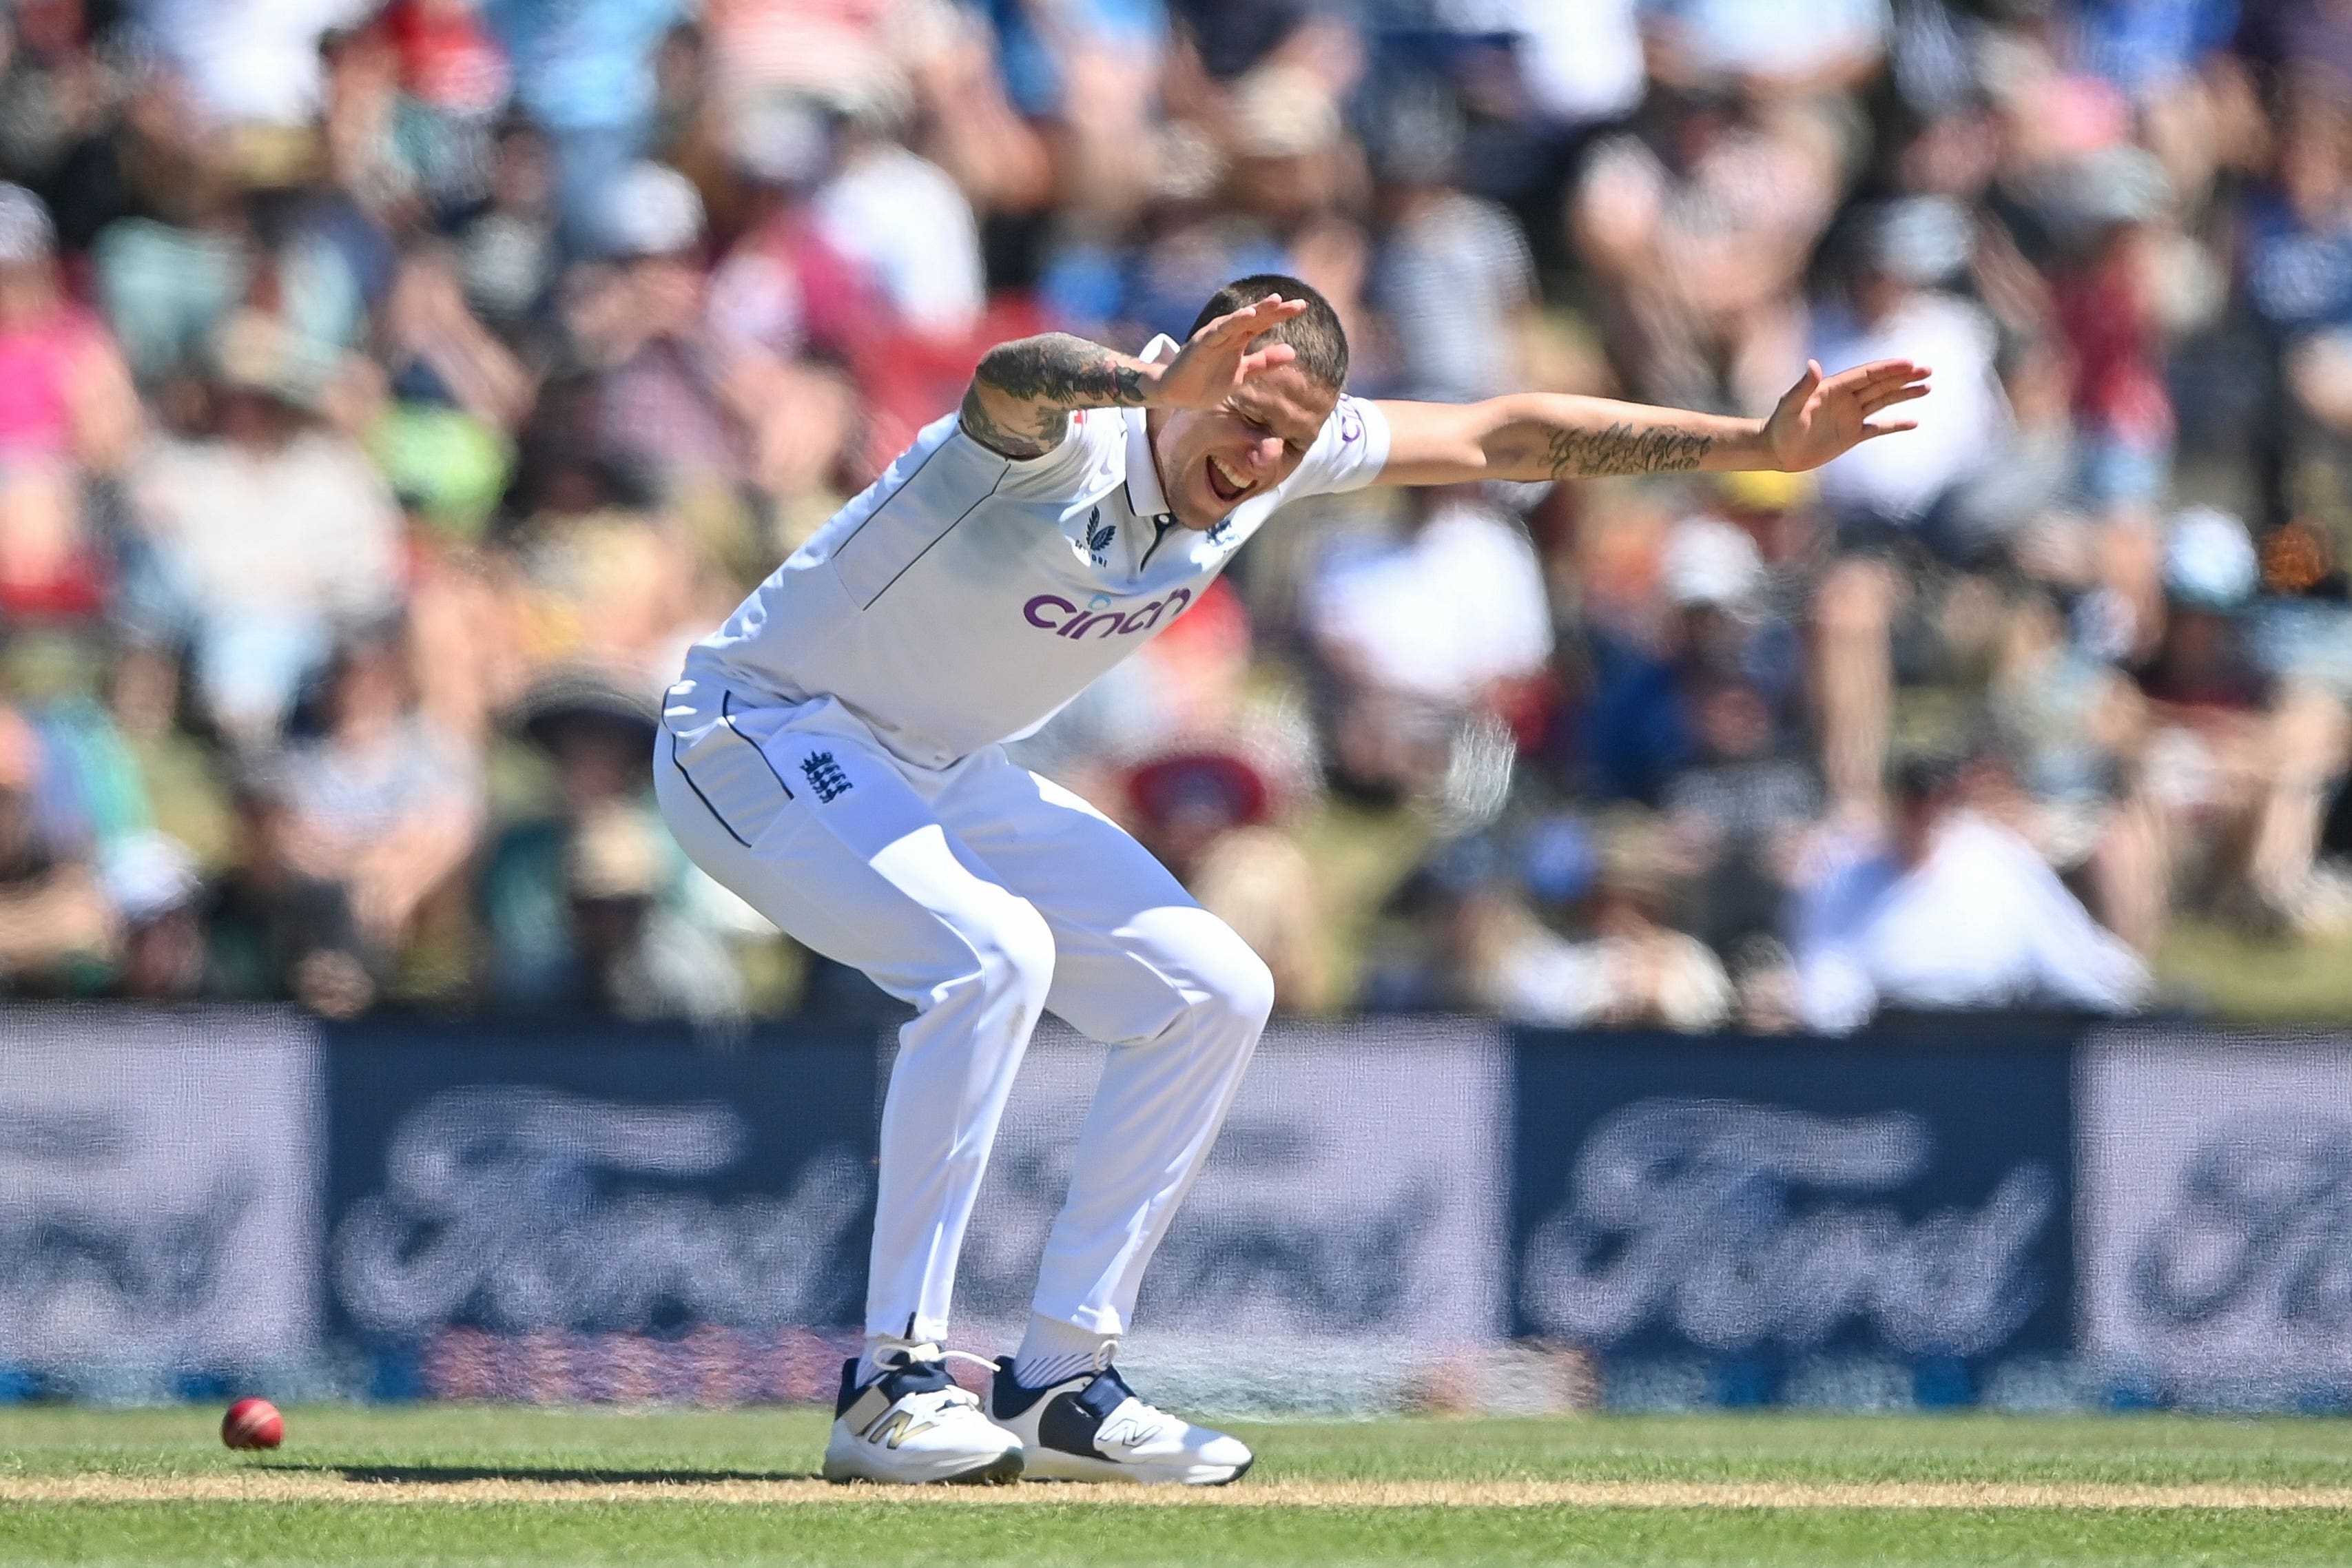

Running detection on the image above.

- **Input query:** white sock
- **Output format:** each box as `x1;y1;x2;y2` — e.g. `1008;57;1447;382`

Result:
1011;1312;1114;1390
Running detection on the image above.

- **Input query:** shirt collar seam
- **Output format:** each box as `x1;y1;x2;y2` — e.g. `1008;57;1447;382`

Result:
1121;334;1179;521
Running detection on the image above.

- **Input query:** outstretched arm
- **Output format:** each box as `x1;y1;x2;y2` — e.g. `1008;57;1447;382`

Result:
958;294;1309;459
1373;360;1932;486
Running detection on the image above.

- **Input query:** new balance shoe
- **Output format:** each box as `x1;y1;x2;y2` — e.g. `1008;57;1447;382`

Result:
822;1345;1023;1485
990;1356;1252;1485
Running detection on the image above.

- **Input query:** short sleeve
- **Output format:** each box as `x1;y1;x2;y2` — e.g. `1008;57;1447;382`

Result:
1281;395;1391;499
988;404;1125;500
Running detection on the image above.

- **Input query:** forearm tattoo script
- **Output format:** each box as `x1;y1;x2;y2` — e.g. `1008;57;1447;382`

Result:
961;333;1150;459
1543;421;1715;479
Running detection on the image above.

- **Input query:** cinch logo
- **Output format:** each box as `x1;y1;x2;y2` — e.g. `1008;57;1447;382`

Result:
800;751;852;803
1022;588;1191;640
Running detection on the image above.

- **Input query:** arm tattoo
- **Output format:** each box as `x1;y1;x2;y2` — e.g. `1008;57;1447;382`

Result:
979;333;1149;407
960;382;1062;459
1543;421;1714;478
962;332;1151;459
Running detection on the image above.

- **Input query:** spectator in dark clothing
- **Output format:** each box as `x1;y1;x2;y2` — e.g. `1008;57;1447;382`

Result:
205;765;377;1018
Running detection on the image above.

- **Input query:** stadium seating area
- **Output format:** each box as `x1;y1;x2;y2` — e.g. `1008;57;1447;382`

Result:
0;0;2346;1029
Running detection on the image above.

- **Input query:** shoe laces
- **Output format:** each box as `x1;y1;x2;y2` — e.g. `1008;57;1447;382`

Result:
875;1341;1001;1409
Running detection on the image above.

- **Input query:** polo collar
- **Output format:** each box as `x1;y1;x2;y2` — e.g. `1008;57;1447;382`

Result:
1122;333;1181;522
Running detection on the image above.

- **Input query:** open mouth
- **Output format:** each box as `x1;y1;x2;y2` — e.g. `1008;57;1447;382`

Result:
1206;453;1254;504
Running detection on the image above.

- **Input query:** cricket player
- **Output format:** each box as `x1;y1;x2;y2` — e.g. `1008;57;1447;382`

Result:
655;275;1928;1485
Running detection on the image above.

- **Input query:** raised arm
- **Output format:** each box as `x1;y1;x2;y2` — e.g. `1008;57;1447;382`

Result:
1373;360;1932;486
958;295;1310;459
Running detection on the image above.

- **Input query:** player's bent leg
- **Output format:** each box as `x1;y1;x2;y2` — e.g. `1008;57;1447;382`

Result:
1029;903;1274;1334
864;892;1054;1352
655;682;1055;1368
940;755;1277;1330
823;1343;1022;1486
990;916;1266;1485
937;759;1272;1483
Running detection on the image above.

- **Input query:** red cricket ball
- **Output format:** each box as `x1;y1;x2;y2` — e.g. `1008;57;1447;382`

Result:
220;1397;284;1450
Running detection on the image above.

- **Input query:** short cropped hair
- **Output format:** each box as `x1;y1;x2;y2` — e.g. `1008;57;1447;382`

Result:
1188;273;1349;391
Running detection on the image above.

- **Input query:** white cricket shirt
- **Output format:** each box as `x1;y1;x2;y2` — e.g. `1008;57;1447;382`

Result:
685;336;1390;767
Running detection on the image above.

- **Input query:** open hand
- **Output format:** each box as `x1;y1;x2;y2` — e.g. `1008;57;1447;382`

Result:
1153;293;1309;411
1762;359;1932;473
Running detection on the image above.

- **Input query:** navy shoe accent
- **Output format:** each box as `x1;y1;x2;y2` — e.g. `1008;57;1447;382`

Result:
834;1357;859;1418
1036;1365;1139;1459
834;1352;953;1418
989;1356;1057;1423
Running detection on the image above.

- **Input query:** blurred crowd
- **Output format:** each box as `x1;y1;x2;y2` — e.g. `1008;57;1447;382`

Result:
8;0;2352;1031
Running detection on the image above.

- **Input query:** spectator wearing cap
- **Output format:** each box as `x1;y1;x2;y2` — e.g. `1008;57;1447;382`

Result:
559;801;747;1022
702;99;869;369
0;184;141;618
377;0;517;215
481;674;749;1021
121;311;404;745
575;158;824;530
1115;68;1308;348
488;411;701;698
103;829;207;1001
136;0;375;132
1577;511;1782;807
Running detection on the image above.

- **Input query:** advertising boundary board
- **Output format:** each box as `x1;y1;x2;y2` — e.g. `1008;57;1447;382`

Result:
13;1009;2352;1412
0;1006;322;1400
322;1018;878;1402
1509;1022;2082;1410
2080;1027;2352;1410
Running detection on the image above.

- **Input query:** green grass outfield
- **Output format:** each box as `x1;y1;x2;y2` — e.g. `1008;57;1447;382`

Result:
3;1404;2351;1567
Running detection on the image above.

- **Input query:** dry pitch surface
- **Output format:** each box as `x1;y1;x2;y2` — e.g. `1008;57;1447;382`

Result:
3;1405;2351;1565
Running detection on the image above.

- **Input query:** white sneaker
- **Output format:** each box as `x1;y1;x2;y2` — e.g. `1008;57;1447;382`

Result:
989;1356;1253;1485
822;1345;1023;1485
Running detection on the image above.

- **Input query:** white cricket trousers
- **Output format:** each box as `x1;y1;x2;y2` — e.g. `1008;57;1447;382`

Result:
654;674;1273;1344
